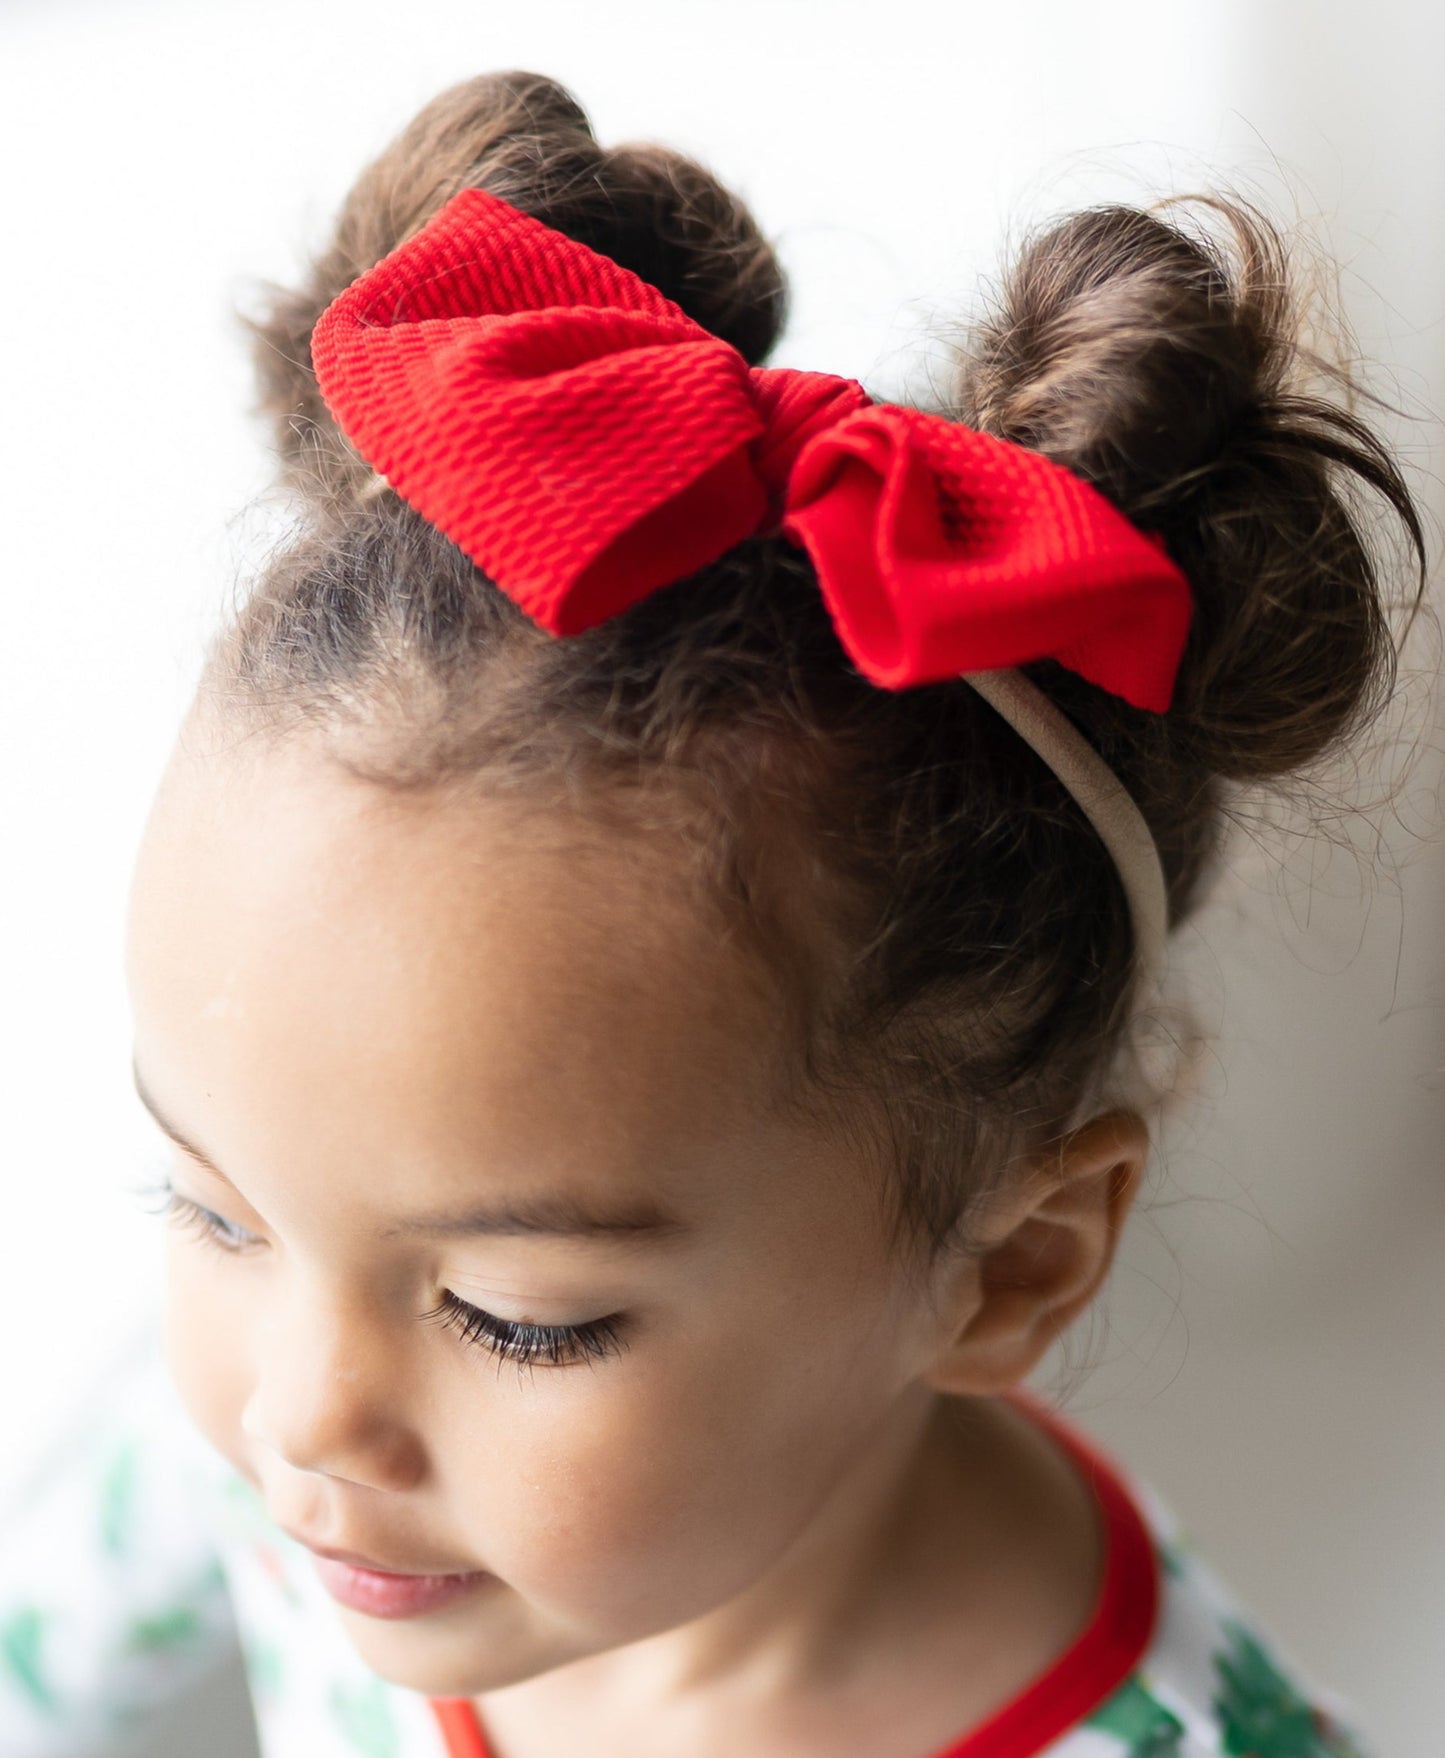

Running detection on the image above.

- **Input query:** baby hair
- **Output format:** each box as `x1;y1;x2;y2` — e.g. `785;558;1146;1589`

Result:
215;68;1425;1256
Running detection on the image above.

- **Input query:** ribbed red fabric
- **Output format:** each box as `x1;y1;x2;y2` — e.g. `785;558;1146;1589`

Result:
425;1391;1159;1758
312;188;1194;712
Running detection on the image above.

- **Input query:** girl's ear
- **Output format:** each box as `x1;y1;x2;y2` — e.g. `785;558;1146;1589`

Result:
922;1109;1148;1398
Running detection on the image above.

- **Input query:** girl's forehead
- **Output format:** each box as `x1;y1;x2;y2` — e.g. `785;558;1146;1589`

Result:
124;733;800;1231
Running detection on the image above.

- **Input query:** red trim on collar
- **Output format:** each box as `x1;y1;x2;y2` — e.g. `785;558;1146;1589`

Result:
932;1390;1160;1757
429;1693;490;1758
428;1395;1158;1758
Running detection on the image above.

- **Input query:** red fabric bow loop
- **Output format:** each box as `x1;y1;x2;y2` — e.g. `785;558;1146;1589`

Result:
784;406;1193;709
316;299;776;631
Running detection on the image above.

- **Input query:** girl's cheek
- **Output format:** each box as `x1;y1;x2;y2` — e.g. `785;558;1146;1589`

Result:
447;1360;811;1613
457;1416;740;1627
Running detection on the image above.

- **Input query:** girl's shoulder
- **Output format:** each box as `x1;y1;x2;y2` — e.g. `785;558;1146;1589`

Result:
0;1326;241;1754
1011;1397;1371;1758
1074;1501;1368;1758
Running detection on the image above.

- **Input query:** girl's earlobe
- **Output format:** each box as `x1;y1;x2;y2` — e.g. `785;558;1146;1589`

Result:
923;1109;1149;1398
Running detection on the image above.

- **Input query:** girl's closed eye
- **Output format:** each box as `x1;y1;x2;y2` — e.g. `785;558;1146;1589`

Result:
139;1175;628;1372
142;1176;264;1255
420;1294;629;1373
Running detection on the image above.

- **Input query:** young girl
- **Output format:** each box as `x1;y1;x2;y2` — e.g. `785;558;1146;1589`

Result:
1;67;1426;1758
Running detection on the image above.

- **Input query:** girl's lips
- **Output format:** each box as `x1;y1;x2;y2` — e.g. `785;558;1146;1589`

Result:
308;1552;491;1619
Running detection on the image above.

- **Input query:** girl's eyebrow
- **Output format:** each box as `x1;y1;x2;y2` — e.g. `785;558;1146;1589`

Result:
130;1058;688;1242
133;1059;228;1177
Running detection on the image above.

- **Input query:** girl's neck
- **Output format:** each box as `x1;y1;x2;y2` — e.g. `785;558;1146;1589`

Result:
474;1388;1103;1758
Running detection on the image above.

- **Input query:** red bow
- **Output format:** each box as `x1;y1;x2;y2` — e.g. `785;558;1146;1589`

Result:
312;188;1193;711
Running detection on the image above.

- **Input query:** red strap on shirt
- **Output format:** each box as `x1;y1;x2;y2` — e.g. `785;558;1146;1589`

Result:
427;1393;1158;1758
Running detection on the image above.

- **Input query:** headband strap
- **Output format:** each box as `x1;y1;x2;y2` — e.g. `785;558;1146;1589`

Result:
963;669;1168;1004
312;188;1191;996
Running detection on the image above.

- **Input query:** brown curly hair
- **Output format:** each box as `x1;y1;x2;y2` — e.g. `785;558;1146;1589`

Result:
204;69;1427;1254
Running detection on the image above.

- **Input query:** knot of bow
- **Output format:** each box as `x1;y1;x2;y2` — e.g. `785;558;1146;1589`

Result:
312;188;1193;711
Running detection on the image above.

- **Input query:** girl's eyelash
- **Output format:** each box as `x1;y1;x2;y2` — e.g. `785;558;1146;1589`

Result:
136;1172;626;1374
420;1291;628;1375
137;1177;263;1255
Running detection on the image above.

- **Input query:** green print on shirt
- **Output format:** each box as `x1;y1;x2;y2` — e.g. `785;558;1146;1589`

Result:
1156;1536;1188;1581
125;1604;204;1653
329;1674;400;1758
1214;1621;1365;1757
0;1606;57;1714
1085;1677;1186;1755
99;1441;140;1560
124;1559;226;1657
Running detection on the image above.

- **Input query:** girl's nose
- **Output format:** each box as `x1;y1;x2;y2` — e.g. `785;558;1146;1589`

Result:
241;1288;426;1493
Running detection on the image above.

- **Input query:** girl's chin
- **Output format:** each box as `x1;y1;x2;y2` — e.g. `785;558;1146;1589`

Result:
332;1595;600;1699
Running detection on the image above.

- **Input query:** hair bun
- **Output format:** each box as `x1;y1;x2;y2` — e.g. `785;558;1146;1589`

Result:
952;197;1425;792
959;203;1270;500
247;70;787;504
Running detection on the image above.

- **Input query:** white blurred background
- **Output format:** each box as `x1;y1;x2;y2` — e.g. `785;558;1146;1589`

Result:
1;1;1441;1753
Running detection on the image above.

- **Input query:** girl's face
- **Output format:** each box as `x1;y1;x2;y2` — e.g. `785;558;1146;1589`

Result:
124;721;958;1698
